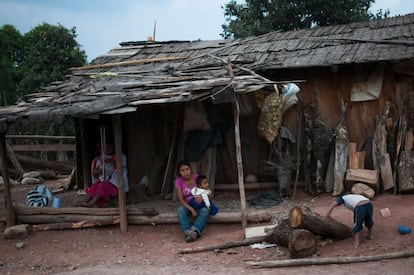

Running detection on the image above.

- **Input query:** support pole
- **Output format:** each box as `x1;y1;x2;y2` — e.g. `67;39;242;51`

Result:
112;114;128;233
0;132;16;226
234;97;247;228
226;62;247;228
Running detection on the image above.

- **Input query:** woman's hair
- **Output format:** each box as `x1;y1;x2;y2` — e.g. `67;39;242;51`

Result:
196;174;207;187
176;160;191;175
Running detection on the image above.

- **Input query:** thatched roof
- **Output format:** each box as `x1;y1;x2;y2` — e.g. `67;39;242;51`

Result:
1;13;413;125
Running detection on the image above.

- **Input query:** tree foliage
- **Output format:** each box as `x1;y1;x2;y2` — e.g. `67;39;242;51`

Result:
221;0;390;38
17;23;87;100
0;23;87;136
0;25;23;105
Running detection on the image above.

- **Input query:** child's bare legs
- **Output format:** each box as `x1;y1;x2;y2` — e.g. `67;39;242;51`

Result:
353;228;373;246
353;232;360;246
87;194;101;207
81;194;101;207
367;228;373;240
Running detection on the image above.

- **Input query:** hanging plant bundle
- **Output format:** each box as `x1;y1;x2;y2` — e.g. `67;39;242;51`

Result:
257;91;283;145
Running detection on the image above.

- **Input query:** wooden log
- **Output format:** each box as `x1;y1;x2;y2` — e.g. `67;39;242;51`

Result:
397;151;414;192
393;116;407;194
333;124;348;196
14;207;158;216
247;249;414;268
129;211;271;225
17;214;115;224
16;210;272;225
288;206;352;239
31;218;120;231
178;237;265;254
266;220;316;258
405;130;413;151
15;154;74;173
380;153;394;191
349;151;365;169
346;169;379;184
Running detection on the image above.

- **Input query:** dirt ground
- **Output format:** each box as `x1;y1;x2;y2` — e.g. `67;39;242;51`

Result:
1;180;414;275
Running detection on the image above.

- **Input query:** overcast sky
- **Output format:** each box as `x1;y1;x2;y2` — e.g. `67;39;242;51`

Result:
0;0;413;62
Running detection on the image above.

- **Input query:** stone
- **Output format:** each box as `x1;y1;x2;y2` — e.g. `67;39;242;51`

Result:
351;182;375;199
3;224;30;239
380;208;392;217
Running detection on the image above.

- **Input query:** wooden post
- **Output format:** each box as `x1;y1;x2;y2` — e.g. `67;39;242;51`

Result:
226;62;247;228
234;96;247;228
112;114;128;233
79;119;90;191
0;132;16;226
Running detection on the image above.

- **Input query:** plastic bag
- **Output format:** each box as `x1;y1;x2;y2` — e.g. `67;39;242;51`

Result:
26;185;52;207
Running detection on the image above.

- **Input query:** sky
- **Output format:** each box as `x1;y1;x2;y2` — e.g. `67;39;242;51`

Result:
0;0;413;62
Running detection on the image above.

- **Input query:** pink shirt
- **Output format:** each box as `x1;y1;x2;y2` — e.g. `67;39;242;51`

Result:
175;174;198;202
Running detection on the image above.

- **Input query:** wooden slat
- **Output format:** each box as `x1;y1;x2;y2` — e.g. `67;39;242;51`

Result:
10;144;76;152
6;135;75;140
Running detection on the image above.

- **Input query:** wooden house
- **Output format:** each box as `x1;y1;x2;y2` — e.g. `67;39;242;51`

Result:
1;14;414;226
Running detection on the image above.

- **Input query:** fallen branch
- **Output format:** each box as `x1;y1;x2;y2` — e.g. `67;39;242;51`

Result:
178;237;265;254
247;249;414;268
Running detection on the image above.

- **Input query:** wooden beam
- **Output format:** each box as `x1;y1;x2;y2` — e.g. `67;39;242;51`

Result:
71;56;187;71
234;90;247;229
10;144;76;152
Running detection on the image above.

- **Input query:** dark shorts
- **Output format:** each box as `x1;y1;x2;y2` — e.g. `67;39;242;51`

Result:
353;202;374;233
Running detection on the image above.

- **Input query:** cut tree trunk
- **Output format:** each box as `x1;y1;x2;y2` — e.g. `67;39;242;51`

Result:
333;125;348;196
266;220;316;258
288;206;352;239
397;151;414;192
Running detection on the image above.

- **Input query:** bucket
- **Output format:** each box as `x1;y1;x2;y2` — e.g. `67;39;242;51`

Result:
398;224;412;235
51;197;60;208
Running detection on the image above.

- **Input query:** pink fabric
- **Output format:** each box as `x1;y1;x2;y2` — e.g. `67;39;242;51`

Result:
175;174;198;202
86;180;118;207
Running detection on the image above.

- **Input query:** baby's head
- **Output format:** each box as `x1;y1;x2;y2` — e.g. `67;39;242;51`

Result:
196;175;209;190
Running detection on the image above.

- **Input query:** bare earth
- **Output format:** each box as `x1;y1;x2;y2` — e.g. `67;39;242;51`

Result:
1;181;414;275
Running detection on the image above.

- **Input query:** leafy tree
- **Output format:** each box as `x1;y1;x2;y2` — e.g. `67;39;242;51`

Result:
17;23;87;100
221;0;389;38
0;25;23;106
